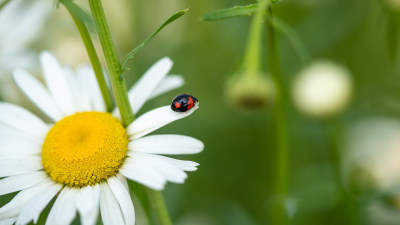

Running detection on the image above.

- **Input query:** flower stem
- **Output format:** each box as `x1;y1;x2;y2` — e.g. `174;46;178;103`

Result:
88;0;134;125
326;119;360;224
266;4;289;225
242;0;270;75
147;189;173;225
326;120;346;195
65;7;114;112
88;1;172;224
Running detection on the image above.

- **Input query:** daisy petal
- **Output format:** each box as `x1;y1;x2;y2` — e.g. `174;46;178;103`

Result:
16;182;61;225
128;134;204;155
40;52;76;116
75;184;100;225
0;102;49;138
148;75;184;100
108;176;135;225
63;67;91;112
77;66;106;112
45;187;77;225
116;173;129;192
127;105;198;139
12;69;64;121
0;156;42;178
0;181;53;220
0;135;41;156
0;171;47;195
99;183;124;225
120;158;167;190
0;0;50;50
128;57;172;114
0;217;17;225
148;154;200;171
128;152;187;183
0;124;41;144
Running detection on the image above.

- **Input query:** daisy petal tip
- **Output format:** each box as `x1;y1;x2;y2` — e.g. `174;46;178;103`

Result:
12;68;29;79
187;163;200;171
142;180;166;191
154;180;168;190
176;173;189;184
39;51;54;62
151;185;165;191
174;179;185;184
160;56;173;66
169;74;185;85
195;140;205;153
128;105;198;139
186;168;198;173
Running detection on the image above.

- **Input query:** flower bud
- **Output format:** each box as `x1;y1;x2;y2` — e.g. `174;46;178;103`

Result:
225;74;275;110
292;61;352;118
344;119;400;194
343;118;400;222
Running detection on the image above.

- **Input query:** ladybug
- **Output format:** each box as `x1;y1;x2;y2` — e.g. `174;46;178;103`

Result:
171;93;199;112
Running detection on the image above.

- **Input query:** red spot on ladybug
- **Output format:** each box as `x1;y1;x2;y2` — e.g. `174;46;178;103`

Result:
187;97;194;110
171;93;199;112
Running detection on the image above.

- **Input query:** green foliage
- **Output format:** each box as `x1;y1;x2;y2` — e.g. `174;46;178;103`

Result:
201;4;258;21
386;12;400;65
121;8;189;69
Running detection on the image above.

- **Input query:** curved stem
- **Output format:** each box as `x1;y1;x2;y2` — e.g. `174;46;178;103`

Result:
89;0;134;125
65;7;114;112
326;119;360;224
267;4;289;225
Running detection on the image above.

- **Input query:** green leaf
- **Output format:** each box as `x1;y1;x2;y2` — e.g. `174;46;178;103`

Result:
59;0;95;33
201;4;257;21
121;8;189;69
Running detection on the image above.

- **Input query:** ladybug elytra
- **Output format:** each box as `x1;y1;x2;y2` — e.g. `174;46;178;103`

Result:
171;93;199;112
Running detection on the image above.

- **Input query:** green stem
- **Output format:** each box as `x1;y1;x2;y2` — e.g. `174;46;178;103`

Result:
326;120;346;195
326;119;360;224
65;7;114;112
147;189;173;225
242;0;270;75
88;1;172;224
267;4;289;225
270;17;311;64
88;0;134;125
0;0;11;11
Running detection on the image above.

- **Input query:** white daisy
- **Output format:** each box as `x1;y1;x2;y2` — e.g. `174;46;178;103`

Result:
0;0;51;103
0;52;203;225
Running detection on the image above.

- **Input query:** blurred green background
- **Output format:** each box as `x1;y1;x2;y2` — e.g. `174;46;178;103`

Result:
131;0;400;224
3;0;400;224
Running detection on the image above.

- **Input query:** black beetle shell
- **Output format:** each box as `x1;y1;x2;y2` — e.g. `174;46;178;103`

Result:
171;93;198;112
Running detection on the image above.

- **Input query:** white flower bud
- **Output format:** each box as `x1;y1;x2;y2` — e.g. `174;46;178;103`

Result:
292;61;352;118
344;119;400;193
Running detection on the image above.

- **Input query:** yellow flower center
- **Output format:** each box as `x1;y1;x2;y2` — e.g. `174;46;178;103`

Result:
42;112;128;187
